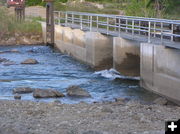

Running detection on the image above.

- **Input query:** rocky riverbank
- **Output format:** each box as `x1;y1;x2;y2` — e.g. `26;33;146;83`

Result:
0;100;179;134
0;33;43;46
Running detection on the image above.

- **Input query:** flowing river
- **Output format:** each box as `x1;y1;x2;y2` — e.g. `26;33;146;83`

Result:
0;45;159;104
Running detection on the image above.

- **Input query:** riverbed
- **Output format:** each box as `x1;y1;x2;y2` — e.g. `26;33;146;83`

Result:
0;45;159;104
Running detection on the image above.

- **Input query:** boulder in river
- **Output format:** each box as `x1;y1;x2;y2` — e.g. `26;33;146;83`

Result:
66;85;91;97
0;49;20;54
10;49;20;53
21;59;38;64
3;61;16;66
0;58;9;63
13;87;34;94
14;94;21;100
33;89;65;98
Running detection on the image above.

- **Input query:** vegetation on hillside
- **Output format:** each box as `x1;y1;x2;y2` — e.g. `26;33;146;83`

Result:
0;6;42;40
2;0;180;19
55;0;180;19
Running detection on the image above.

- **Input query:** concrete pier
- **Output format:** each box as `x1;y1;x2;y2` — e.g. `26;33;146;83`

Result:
113;37;140;76
53;25;113;69
140;43;180;104
85;32;113;69
41;22;47;43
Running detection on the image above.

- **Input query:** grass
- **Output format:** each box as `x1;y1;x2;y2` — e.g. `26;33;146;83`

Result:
0;7;42;39
23;0;180;19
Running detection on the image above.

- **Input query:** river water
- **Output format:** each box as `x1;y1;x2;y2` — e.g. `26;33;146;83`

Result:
0;45;158;104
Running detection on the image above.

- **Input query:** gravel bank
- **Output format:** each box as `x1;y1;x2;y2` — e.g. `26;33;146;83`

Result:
0;100;179;134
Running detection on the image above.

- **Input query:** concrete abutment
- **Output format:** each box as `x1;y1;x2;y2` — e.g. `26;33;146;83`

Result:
140;43;180;104
54;25;113;70
42;23;141;74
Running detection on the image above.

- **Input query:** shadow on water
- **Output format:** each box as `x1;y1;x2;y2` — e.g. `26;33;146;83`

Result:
0;45;159;104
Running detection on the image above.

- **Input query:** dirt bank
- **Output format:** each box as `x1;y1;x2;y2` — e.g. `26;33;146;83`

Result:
0;6;44;46
8;6;46;18
0;33;43;46
0;100;179;134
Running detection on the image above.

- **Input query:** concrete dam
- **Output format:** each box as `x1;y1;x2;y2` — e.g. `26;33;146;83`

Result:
41;10;180;104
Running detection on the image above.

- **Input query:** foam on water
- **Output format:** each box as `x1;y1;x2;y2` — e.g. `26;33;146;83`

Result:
94;68;140;80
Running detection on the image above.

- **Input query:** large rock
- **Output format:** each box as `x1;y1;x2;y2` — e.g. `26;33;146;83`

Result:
0;58;9;63
21;59;38;64
3;61;16;66
10;49;20;53
14;94;21;100
0;58;15;66
33;89;65;98
13;87;34;94
66;85;91;97
0;49;20;54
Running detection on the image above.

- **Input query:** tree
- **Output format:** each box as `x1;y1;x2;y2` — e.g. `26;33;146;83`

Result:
147;0;168;18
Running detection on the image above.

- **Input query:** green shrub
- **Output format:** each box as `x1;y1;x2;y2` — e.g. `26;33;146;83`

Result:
125;0;155;17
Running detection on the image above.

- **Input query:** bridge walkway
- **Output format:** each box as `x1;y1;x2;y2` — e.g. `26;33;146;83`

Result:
54;11;180;49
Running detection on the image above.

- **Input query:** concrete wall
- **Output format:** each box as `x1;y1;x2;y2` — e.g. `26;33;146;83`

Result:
113;37;140;76
141;43;180;104
53;25;113;69
85;32;113;70
41;22;47;43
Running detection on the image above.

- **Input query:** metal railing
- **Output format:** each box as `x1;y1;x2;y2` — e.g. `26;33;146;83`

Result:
54;11;180;45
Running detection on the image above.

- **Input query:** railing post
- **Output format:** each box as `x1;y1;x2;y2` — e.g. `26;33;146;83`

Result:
132;20;134;38
72;12;74;25
154;22;156;37
148;21;151;43
161;22;163;44
58;11;61;25
139;21;141;35
118;18;121;37
80;15;83;30
115;17;117;31
90;16;92;32
107;17;109;35
87;16;89;27
96;16;99;32
65;12;68;26
171;24;174;42
126;19;128;33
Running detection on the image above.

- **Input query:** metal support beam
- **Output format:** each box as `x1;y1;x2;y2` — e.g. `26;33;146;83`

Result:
45;1;55;46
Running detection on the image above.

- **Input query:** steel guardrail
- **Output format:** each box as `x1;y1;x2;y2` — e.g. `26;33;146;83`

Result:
54;11;180;44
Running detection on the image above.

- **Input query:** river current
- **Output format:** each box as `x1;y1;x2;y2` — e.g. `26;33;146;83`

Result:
0;45;158;104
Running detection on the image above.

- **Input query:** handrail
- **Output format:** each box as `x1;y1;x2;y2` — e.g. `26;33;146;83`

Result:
55;11;180;23
54;11;180;44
